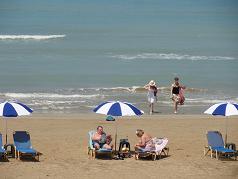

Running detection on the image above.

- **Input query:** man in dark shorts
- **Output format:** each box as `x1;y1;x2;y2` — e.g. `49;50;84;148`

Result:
91;126;107;149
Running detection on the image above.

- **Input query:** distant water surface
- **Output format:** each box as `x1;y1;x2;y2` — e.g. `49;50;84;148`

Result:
0;0;237;114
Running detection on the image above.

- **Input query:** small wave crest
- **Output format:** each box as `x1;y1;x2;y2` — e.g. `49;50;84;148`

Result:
97;86;146;93
0;35;66;40
4;93;100;99
1;86;206;100
185;98;237;104
110;53;236;61
86;86;207;93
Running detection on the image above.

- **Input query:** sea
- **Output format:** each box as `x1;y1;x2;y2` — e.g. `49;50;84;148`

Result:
0;0;237;114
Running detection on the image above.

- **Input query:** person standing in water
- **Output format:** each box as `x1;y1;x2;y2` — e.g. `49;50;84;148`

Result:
144;80;158;115
170;77;186;114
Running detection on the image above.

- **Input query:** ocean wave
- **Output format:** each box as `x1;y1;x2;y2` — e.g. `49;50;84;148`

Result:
185;98;237;104
96;86;145;93
4;93;100;99
29;100;86;106
97;86;207;93
0;86;207;101
0;35;66;40
110;53;236;61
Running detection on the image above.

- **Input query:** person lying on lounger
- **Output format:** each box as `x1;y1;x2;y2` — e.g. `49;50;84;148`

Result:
102;135;113;150
135;129;155;151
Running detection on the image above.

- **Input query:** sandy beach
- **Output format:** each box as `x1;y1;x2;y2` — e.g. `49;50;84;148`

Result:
0;114;237;179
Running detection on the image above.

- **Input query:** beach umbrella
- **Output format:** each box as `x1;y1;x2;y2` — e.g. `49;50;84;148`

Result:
93;101;144;116
0;101;33;144
93;101;144;151
204;102;238;144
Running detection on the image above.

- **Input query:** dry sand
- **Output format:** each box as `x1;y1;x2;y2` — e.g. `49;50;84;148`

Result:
0;114;237;179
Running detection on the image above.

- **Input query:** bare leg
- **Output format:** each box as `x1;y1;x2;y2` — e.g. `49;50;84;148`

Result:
94;143;100;150
149;103;154;114
151;103;154;113
174;101;178;113
149;103;151;114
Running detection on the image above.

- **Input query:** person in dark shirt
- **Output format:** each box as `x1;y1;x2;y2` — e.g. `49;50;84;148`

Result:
170;77;186;114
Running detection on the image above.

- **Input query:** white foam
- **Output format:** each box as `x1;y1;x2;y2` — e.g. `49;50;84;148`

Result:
110;53;236;61
185;98;235;104
0;35;66;40
29;100;86;105
4;93;100;99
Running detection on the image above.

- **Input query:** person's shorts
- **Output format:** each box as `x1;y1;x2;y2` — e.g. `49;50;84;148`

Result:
172;94;180;102
92;141;104;148
148;97;156;104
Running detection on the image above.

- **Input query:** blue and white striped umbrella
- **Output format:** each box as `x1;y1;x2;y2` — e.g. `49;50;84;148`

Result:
204;102;238;116
204;102;238;144
0;101;33;144
0;101;33;117
93;101;144;116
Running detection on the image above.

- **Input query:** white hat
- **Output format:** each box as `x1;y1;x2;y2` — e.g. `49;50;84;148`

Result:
149;80;156;86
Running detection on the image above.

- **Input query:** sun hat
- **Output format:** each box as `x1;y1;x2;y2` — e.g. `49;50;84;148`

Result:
149;80;156;86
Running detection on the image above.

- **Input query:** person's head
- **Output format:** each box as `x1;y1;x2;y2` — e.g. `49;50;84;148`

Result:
174;77;179;85
106;135;112;144
97;125;104;134
149;80;156;87
136;129;144;137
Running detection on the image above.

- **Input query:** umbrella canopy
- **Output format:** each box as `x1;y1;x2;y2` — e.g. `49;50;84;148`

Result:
0;101;33;144
204;102;238;116
204;102;238;144
93;101;144;116
0;101;33;117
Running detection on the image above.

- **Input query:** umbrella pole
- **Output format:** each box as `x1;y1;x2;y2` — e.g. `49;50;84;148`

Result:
225;117;228;144
114;119;118;154
5;118;8;144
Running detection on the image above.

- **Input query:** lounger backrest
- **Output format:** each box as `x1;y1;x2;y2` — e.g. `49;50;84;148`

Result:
0;133;3;148
153;137;168;152
207;131;224;148
88;130;96;149
13;131;32;149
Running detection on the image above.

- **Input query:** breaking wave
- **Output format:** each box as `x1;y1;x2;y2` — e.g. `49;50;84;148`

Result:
1;86;207;99
0;35;66;40
110;53;236;61
3;93;100;99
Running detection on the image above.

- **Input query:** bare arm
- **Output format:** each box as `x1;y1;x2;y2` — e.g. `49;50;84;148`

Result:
91;133;97;141
135;137;146;147
170;84;174;96
140;136;147;147
144;84;150;89
92;132;103;141
180;85;186;89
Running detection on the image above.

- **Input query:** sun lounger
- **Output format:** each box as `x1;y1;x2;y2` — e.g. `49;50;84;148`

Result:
135;137;169;161
13;131;40;161
87;130;113;159
0;133;7;160
204;131;237;160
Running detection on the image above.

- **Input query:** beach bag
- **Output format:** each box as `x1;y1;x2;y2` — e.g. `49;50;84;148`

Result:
106;115;115;121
